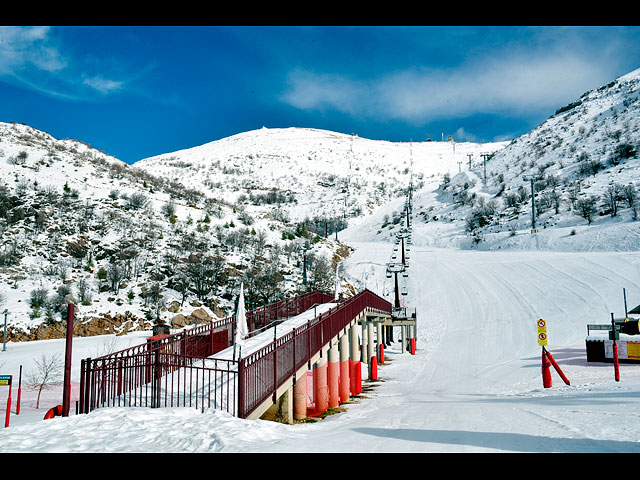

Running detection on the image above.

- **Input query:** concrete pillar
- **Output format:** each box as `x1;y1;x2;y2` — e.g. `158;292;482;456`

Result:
361;320;368;363
401;325;407;354
328;341;339;408
367;321;375;362
368;321;376;380
278;385;294;424
293;372;307;420
313;357;328;415
339;332;350;403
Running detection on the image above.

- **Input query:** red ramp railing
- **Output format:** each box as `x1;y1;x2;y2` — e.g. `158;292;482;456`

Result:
78;289;390;418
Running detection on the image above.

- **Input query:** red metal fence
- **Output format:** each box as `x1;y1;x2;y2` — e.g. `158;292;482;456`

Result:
79;289;391;418
238;289;391;418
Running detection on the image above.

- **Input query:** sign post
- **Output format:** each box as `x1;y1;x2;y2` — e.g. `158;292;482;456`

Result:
537;319;570;387
1;375;12;427
537;319;548;347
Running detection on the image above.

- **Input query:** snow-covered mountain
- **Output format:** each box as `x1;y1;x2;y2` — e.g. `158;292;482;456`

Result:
134;127;508;227
0;123;352;340
0;121;506;341
343;67;640;253
2;65;640;344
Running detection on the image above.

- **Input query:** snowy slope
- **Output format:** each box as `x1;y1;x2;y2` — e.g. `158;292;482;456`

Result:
360;68;640;252
1;244;640;452
135;126;508;224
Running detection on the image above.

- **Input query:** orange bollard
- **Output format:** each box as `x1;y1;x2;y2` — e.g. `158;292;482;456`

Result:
542;351;552;388
293;374;307;420
339;358;350;403
328;358;339;408
313;361;328;415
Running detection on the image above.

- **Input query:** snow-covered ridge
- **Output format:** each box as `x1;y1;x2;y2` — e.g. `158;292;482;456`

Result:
342;67;640;252
135;126;509;223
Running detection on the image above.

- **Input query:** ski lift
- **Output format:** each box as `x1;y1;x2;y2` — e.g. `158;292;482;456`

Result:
386;271;392;279
401;286;408;296
402;271;408;278
391;254;397;260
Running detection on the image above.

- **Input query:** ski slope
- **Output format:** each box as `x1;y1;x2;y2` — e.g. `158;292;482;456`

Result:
2;240;640;452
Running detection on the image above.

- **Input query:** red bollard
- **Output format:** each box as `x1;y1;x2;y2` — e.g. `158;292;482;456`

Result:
378;343;384;364
16;365;22;415
4;396;10;428
410;338;416;355
542;351;552;388
613;342;620;382
370;356;378;381
545;350;570;385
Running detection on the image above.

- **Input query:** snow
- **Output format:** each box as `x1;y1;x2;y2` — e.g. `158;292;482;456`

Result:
2;68;640;453
2;239;640;452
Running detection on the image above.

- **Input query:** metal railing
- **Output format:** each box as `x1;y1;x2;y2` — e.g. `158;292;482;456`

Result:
79;290;334;415
238;289;391;418
79;289;391;418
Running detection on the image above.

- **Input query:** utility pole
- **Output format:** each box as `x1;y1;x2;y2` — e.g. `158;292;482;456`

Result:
480;153;491;185
467;153;473;169
2;309;8;352
386;263;406;311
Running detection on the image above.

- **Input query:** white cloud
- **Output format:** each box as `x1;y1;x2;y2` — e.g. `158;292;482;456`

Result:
83;76;124;94
0;26;128;100
281;69;365;115
281;48;618;125
0;26;66;75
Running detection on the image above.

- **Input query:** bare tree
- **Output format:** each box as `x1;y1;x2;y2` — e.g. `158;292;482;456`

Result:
26;353;63;409
575;196;598;225
602;183;622;217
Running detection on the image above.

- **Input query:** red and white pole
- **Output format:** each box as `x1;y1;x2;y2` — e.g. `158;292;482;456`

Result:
542;348;552;388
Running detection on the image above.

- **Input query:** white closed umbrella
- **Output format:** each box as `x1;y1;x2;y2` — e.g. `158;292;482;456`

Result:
235;282;248;349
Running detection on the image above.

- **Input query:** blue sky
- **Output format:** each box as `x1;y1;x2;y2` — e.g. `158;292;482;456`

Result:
2;26;640;164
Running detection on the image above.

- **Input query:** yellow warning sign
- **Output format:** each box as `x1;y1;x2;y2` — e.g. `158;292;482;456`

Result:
537;319;548;346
